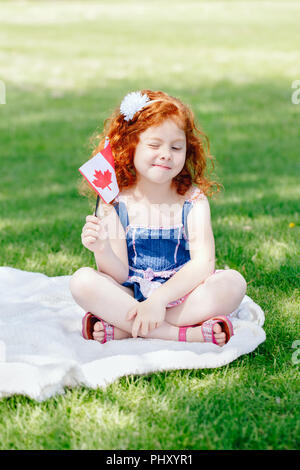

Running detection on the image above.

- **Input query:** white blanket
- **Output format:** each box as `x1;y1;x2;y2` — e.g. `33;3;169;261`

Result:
0;267;266;402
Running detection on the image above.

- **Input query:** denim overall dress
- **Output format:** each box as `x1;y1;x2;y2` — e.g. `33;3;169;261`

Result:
112;186;205;308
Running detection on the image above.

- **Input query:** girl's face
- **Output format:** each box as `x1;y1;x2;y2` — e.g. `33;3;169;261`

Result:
133;119;186;185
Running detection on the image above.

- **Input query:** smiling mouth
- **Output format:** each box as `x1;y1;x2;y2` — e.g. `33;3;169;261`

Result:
152;164;171;170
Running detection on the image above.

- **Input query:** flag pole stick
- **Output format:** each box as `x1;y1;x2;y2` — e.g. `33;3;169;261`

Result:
95;136;109;217
94;195;100;217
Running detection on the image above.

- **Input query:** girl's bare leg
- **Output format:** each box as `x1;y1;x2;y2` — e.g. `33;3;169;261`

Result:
69;267;228;345
70;267;185;339
164;269;247;327
70;267;138;333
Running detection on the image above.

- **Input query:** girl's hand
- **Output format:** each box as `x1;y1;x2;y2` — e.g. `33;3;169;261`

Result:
126;296;166;338
81;215;110;253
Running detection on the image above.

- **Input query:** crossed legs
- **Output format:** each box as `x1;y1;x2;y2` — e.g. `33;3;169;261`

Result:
69;267;247;345
164;269;247;327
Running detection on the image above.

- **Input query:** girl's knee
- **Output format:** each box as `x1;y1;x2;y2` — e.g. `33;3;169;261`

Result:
227;269;247;298
69;267;97;298
205;268;247;305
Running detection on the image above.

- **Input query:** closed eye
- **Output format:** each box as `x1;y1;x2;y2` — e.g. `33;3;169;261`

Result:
148;144;182;151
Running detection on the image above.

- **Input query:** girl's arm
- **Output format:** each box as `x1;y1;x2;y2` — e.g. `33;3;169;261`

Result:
93;205;129;284
150;195;215;306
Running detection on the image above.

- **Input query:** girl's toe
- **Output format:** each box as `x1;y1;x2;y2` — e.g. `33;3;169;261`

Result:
93;331;105;341
93;321;105;342
94;321;103;332
213;323;226;346
213;323;222;334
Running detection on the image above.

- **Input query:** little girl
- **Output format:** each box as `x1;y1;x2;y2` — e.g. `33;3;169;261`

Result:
70;90;247;347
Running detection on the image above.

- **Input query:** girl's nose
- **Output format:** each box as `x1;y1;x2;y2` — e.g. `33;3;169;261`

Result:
161;146;172;159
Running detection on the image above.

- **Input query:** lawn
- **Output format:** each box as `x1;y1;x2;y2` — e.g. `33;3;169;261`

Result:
0;0;299;450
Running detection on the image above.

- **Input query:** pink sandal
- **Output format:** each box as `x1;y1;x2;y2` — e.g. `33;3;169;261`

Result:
178;315;234;345
82;312;114;343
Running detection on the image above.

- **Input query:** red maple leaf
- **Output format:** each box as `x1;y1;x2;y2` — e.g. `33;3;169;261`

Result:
92;169;112;190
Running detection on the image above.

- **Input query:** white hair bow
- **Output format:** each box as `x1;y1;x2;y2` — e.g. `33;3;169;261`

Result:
120;91;159;121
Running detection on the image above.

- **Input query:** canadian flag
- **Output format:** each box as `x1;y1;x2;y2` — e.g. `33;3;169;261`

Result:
78;139;119;203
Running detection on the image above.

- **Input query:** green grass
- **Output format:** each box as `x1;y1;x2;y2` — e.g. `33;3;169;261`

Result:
0;0;299;450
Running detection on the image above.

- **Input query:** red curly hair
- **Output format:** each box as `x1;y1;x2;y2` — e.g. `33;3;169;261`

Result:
79;90;222;204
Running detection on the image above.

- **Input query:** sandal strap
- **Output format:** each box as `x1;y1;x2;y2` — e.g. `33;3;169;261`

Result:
178;326;188;341
201;316;234;345
201;319;218;344
82;312;95;340
102;321;114;342
178;323;199;342
82;312;114;343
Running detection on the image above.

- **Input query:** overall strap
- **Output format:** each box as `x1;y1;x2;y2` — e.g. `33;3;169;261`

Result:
182;201;193;239
181;186;204;239
113;200;129;232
